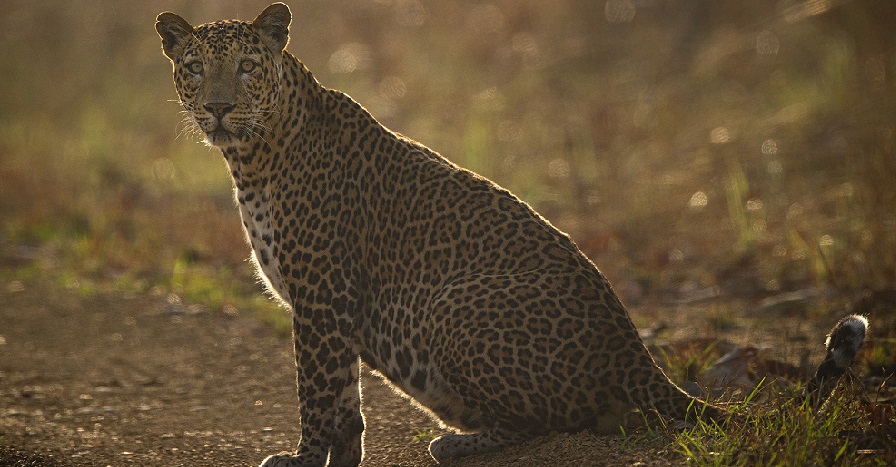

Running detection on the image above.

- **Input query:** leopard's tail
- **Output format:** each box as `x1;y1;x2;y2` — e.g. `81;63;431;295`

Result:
635;314;868;425
807;314;868;404
631;361;730;426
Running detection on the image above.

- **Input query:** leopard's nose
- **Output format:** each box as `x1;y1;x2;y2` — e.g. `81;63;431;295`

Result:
203;102;235;120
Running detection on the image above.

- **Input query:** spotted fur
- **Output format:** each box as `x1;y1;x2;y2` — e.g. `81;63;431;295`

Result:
156;4;863;466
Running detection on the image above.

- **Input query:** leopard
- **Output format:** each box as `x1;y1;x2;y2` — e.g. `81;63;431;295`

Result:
155;4;868;466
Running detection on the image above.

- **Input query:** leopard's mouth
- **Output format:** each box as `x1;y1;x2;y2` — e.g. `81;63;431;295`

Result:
205;126;236;145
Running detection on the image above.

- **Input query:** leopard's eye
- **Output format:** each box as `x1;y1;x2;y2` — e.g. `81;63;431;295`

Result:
186;61;203;75
239;59;258;74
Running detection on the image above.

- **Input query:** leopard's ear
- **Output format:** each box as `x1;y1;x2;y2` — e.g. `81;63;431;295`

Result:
156;12;194;61
253;3;291;54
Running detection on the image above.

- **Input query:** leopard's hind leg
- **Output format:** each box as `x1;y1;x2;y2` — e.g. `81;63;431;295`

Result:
428;427;533;462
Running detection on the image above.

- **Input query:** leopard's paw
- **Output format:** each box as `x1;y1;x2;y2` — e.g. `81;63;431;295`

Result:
259;452;305;467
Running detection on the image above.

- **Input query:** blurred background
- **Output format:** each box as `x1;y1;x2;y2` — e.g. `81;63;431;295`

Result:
0;0;894;342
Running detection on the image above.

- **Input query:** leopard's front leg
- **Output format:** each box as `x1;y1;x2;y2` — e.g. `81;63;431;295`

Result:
328;357;364;466
260;307;362;467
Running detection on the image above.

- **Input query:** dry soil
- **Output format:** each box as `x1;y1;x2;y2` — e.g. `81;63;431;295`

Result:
0;282;671;466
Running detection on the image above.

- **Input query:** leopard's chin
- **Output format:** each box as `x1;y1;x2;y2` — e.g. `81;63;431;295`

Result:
205;127;237;147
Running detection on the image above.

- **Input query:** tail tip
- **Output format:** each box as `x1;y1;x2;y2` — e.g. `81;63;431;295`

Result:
824;314;868;353
813;314;869;389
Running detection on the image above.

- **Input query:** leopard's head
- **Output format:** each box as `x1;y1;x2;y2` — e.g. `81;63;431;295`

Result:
156;3;291;148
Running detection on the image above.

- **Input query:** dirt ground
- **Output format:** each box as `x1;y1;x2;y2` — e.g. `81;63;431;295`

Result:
0;281;673;467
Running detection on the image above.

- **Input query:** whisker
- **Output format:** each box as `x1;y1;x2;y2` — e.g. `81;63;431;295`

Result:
175;114;203;142
242;119;273;147
246;127;271;147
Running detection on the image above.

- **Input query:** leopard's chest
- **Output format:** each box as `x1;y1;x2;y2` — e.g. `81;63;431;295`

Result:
236;187;289;304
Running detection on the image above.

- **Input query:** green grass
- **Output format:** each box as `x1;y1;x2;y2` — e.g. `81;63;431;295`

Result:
616;377;895;466
643;311;896;465
672;385;893;466
411;428;438;444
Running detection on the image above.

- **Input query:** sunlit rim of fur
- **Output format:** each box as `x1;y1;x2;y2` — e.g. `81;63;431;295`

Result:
824;314;868;349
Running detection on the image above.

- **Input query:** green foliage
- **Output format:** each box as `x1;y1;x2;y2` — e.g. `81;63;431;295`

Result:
656;341;719;385
673;391;886;466
411;428;437;444
866;342;896;377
